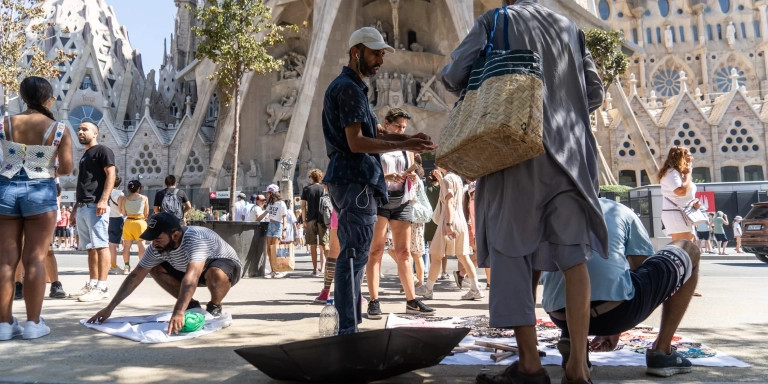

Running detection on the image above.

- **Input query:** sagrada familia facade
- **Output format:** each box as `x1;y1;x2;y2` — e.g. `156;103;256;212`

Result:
2;0;766;206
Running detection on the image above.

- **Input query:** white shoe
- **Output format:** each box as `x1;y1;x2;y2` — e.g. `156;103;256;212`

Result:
273;272;287;279
68;283;92;298
0;317;24;340
78;288;110;302
461;289;484;300
109;267;124;275
22;317;50;339
415;284;433;300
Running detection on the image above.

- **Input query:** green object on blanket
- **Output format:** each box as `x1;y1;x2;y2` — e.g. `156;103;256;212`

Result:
181;312;205;333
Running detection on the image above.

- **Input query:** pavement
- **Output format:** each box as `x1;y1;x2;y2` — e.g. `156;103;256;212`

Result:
1;245;766;383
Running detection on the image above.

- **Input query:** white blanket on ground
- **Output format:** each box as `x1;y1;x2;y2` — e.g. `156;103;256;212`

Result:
385;314;749;368
80;308;232;343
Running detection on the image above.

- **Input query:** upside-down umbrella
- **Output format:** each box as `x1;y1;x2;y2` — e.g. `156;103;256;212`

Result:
235;326;470;383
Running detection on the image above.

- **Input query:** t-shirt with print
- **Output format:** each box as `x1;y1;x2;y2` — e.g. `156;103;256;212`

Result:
138;226;242;272
300;183;324;222
266;200;287;222
76;145;116;203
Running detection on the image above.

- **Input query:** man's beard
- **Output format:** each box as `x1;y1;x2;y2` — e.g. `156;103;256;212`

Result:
155;242;179;254
358;58;379;77
78;137;92;145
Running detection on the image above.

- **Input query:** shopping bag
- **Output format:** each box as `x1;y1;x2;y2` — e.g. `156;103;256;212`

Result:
271;243;294;272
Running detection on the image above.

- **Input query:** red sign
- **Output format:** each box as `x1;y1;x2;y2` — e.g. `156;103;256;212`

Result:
209;191;217;199
695;191;715;212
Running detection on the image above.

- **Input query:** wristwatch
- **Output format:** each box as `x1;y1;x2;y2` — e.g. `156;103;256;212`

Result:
445;222;452;226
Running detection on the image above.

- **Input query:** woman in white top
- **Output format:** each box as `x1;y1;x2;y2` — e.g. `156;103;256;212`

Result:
257;184;288;278
107;176;124;275
119;180;149;273
733;215;743;253
659;146;699;242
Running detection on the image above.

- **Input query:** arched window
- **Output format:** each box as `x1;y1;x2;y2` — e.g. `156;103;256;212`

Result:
692;167;711;183
68;105;104;129
658;0;670;17
678;26;685;42
719;0;730;13
652;68;682;97
598;0;610;20
618;170;637;187
721;166;739;182
745;165;764;181
207;93;219;120
170;102;179;118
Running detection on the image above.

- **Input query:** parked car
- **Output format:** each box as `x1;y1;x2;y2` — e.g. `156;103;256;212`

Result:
740;202;768;263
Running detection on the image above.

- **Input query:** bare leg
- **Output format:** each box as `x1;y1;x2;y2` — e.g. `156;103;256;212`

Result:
310;244;318;272
440;256;447;276
654;240;699;353
390;220;415;300
366;218;389;301
45;247;59;283
412;252;424;286
266;237;280;271
205;267;232;305
95;247;110;281
136;241;145;260
149;265;183;297
21;211;57;322
109;242;119;267
87;249;99;280
0;215;23;324
562;262;591;382
514;325;544;373
122;240;132;264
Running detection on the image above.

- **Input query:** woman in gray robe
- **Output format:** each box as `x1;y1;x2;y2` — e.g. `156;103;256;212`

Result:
441;1;607;383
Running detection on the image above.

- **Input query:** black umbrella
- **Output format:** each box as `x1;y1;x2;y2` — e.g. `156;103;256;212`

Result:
235;326;470;383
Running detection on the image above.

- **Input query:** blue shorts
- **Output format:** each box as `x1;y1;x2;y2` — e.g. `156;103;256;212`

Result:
76;204;110;249
267;221;283;238
0;170;58;217
108;217;124;244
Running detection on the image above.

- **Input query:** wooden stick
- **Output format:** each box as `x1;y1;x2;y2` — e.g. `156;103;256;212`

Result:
462;345;496;352
474;340;519;352
491;351;516;362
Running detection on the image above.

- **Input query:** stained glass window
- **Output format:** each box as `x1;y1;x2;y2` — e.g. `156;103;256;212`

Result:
68;105;103;129
713;66;746;92
652;68;681;97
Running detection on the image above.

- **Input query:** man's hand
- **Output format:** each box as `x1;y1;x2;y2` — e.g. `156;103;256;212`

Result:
87;308;114;324
386;173;406;184
96;200;108;216
168;311;185;335
401;137;437;153
589;334;620;352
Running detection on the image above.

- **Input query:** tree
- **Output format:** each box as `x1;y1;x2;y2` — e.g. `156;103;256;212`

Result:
191;0;295;220
585;29;629;90
0;0;70;112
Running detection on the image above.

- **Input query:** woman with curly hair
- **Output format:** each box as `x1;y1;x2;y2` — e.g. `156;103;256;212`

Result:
659;146;699;242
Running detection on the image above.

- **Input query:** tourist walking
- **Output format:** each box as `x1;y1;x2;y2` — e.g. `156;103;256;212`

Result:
713;211;729;255
733;215;743;253
0;76;73;340
70;121;117;303
153;175;191;223
366;108;435;318
107;176;125;275
120;180;149;272
659;146;698;242
321;26;435;334
441;1;607;382
409;155;429;289
55;204;71;249
256;184;288;278
301;169;329;276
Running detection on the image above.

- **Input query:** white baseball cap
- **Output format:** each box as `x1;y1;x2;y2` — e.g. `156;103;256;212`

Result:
349;27;394;53
263;184;279;193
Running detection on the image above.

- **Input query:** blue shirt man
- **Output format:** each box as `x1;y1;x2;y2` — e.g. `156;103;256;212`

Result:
322;27;435;334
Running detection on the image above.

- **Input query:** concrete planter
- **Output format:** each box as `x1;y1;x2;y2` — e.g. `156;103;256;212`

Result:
189;221;268;277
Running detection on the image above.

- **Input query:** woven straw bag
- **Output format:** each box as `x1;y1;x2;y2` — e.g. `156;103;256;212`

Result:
436;7;544;180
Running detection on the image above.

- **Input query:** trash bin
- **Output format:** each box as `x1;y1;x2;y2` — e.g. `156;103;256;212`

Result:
189;221;268;277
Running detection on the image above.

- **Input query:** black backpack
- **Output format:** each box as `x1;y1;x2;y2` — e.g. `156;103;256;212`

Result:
318;193;332;226
161;189;184;220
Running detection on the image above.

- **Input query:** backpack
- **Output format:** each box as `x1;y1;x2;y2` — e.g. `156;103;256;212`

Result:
161;189;185;220
318;193;332;227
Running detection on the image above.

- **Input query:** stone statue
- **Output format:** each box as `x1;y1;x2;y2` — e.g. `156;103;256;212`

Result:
416;76;450;112
266;88;297;134
376;72;390;108
727;22;736;46
389;73;403;108
279;52;307;80
664;25;673;50
404;73;415;104
409;42;424;52
247;159;262;185
390;0;400;48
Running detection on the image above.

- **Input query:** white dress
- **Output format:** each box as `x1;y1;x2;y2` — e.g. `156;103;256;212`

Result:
660;169;697;235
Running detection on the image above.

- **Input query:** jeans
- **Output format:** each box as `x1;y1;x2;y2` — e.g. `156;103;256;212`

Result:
76;204;110;249
327;182;377;334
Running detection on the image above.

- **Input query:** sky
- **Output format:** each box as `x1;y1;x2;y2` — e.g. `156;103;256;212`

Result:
106;0;178;76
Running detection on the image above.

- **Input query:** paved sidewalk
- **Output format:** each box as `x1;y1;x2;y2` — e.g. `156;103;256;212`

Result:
0;246;765;383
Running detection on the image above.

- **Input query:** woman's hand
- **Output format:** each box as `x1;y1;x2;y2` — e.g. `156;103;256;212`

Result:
444;222;456;240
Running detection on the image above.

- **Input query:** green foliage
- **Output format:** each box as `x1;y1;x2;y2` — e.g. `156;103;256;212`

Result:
585;29;629;89
191;0;296;104
0;0;72;100
600;184;632;194
185;207;207;222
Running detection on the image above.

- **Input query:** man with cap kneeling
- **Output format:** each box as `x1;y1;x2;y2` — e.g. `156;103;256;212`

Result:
87;212;243;334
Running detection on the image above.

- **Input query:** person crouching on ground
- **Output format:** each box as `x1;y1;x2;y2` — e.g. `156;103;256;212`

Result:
87;212;243;333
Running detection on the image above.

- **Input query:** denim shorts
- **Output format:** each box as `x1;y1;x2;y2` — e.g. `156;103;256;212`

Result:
267;221;283;238
76;204;110;249
0;170;58;217
108;217;125;244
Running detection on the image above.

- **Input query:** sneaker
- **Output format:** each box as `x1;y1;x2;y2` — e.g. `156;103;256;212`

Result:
124;264;131;274
476;361;551;384
414;284;433;300
557;338;592;371
461;289;484;300
314;289;330;303
366;299;383;320
311;270;320;277
0;317;24;340
453;271;464;289
406;299;435;315
206;302;222;317
77;288;109;302
68;283;93;298
14;282;22;300
187;299;202;310
49;281;67;299
646;348;692;377
22;317;50;340
264;272;274;279
273;272;287;279
439;272;450;280
109;266;124;275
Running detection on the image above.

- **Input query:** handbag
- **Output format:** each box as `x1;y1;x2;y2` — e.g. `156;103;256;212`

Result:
270;243;295;272
411;179;433;224
665;197;707;226
436;7;545;180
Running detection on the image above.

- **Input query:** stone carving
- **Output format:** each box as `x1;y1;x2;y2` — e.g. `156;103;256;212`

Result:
416;75;450;112
390;0;400;48
727;22;736;47
389;73;403;108
664;25;673;50
410;42;424;52
376;72;390;108
266;88;297;134
373;19;388;43
279;52;306;80
404;73;415;104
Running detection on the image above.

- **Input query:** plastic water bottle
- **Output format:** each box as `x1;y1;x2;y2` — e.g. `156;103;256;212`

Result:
319;299;339;337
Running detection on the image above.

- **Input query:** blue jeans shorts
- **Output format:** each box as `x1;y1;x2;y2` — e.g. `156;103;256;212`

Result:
0;170;58;217
267;221;283;238
76;204;110;249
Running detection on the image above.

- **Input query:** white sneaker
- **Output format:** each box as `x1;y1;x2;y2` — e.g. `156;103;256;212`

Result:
0;317;24;340
22;317;50;340
273;272;287;279
415;284;433;299
439;272;450;280
109;267;124;275
77;288;110;302
68;283;93;298
461;289;484;301
264;272;274;279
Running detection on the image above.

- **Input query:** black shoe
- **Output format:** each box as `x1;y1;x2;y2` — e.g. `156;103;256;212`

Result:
187;299;202;310
367;299;382;320
406;299;435;315
49;281;67;299
453;271;464;289
14;282;22;300
206;302;222;317
476;361;551;384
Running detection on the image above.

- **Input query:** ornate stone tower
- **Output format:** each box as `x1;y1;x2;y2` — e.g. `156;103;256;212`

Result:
172;0;198;70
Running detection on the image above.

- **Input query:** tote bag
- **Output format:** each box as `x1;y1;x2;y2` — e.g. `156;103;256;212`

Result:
436;7;544;180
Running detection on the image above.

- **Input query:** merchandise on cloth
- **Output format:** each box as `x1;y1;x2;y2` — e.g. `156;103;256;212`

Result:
436;7;544;180
80;308;231;343
385;314;749;368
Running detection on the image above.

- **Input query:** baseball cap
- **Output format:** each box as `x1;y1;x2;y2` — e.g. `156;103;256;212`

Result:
140;212;182;241
263;184;279;193
735;215;743;221
238;192;246;199
349;27;394;53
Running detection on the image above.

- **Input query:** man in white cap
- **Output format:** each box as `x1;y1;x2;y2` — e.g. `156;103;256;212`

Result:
321;27;437;334
233;192;248;222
